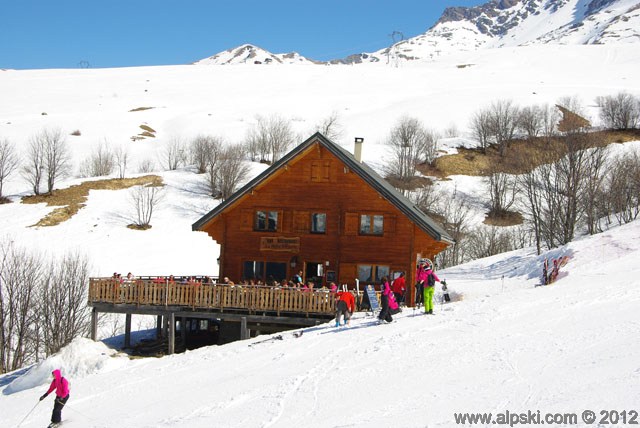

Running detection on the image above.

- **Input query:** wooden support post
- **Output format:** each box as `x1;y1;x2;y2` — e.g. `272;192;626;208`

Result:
90;307;98;341
168;313;175;355
240;317;249;340
156;315;163;339
124;313;132;348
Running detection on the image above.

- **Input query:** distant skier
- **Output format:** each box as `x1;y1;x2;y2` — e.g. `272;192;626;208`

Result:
40;369;70;427
335;290;355;326
423;265;440;315
378;277;393;323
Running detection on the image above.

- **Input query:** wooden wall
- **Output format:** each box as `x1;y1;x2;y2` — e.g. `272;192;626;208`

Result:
201;142;446;289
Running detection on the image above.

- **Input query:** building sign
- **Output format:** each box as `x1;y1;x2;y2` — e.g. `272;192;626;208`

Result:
260;236;300;252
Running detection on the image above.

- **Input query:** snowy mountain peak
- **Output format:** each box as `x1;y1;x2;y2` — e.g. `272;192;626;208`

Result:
194;43;317;66
432;0;640;46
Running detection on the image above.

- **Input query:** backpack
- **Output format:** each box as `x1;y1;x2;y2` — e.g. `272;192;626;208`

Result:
427;272;436;287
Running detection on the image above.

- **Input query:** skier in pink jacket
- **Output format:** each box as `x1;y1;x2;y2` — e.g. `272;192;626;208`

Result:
40;369;70;427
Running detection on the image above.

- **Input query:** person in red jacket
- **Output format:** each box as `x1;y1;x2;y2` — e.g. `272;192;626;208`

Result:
335;290;355;327
391;272;406;305
40;369;70;426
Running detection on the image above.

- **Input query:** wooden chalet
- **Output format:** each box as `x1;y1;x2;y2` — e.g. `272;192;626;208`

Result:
193;132;453;304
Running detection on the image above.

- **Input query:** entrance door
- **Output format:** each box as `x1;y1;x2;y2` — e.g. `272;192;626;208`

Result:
305;262;324;288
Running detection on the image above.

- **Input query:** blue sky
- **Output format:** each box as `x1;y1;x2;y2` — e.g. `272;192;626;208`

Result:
1;1;485;70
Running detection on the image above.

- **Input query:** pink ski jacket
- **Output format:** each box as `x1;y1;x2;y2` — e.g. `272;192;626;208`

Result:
46;369;70;398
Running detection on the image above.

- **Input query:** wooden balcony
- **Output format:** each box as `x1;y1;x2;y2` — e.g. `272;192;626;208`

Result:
88;278;337;316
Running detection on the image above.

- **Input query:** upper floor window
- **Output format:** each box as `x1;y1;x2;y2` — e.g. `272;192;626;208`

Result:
360;214;384;235
311;213;326;233
255;210;278;231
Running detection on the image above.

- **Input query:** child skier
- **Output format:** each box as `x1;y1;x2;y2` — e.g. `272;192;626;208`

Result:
40;369;70;427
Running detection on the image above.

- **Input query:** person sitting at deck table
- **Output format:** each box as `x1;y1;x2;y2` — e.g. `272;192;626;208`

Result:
329;282;338;293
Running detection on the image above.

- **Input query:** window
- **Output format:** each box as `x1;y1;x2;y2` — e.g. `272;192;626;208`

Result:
311;213;326;233
243;261;264;282
255;210;278;231
311;161;330;182
357;264;390;284
359;214;384;235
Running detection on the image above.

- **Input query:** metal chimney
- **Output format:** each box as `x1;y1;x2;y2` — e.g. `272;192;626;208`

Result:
354;137;364;162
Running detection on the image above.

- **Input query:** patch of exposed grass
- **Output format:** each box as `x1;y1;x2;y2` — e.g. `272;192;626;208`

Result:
432;129;640;177
127;224;152;230
129;107;154;112
140;124;156;133
483;210;524;226
21;175;163;227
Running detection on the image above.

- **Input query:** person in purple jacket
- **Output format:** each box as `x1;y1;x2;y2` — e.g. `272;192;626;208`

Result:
40;369;70;426
423;264;441;315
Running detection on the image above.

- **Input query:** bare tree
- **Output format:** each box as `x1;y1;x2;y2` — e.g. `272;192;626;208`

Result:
314;111;344;142
130;185;164;228
160;137;187;171
215;144;251;201
204;137;223;197
385;116;439;186
605;150;640;225
245;115;295;164
581;145;609;235
0;139;19;200
22;133;46;195
79;141;114;177
114;145;129;179
431;186;472;268
597;92;640;130
137;159;155;174
41;128;71;194
39;252;91;356
0;241;43;373
470;107;492;153
540;103;560;143
489;99;520;157
486;169;518;217
466;226;517;260
190;135;216;174
518;105;545;139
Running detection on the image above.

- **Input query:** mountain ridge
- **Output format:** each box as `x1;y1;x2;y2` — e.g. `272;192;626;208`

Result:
194;0;640;65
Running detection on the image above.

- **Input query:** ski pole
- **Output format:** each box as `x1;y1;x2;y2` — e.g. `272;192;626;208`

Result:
16;400;40;428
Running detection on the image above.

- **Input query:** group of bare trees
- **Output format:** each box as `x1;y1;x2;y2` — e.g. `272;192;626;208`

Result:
0;242;90;374
384;116;439;190
79;141;129;179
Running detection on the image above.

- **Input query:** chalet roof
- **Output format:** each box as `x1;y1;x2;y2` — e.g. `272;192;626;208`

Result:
192;132;454;244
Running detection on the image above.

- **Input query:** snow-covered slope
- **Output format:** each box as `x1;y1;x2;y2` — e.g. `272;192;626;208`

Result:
1;219;639;428
1;43;639;277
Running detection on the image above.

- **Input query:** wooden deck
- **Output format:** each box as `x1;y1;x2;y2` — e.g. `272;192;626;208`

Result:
88;278;338;316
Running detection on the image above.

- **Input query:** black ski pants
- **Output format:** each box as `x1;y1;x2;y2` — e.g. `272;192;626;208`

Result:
52;395;69;423
378;294;393;322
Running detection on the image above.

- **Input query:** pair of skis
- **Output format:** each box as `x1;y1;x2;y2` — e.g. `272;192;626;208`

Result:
248;330;303;347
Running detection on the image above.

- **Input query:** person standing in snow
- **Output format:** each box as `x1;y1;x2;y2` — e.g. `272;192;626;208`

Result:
415;262;429;307
378;277;393;323
391;272;406;305
423;264;441;315
335;290;355;326
40;369;70;426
